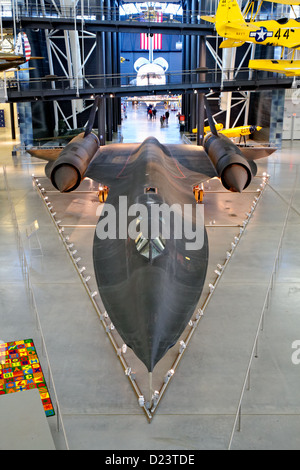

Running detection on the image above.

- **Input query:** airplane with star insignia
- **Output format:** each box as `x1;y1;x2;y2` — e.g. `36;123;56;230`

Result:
202;0;300;76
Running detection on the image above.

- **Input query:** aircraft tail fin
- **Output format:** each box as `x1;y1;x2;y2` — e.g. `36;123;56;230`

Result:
215;0;246;26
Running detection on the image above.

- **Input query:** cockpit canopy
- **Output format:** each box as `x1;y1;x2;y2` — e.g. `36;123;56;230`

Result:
135;232;166;261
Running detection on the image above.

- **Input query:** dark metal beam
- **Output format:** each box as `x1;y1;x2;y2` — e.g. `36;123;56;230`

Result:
1;16;214;36
4;76;293;103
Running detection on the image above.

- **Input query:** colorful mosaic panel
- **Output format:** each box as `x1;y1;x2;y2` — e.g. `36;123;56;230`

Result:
0;339;55;417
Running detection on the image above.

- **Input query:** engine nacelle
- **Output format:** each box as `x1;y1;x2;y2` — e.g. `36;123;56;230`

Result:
50;132;100;192
204;133;255;192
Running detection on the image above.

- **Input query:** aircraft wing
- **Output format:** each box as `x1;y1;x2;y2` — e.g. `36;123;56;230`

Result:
219;39;245;48
27;147;63;162
164;143;276;185
262;0;300;4
238;145;277;160
249;59;300;76
85;143;218;188
224;22;257;31
200;15;215;23
85;140;276;188
0;53;24;60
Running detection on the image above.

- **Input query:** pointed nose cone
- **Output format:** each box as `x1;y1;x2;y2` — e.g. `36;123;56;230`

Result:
222;164;250;193
52;165;79;192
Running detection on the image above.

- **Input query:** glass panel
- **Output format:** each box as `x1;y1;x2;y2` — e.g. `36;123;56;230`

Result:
136;234;149;252
151;244;161;260
152;236;165;252
139;243;150;259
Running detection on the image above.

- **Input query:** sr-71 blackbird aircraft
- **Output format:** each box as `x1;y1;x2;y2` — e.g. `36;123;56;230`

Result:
202;0;300;76
28;96;275;373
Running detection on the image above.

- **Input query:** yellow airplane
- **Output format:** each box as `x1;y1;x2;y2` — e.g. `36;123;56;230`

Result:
248;58;300;75
193;124;262;139
202;0;300;75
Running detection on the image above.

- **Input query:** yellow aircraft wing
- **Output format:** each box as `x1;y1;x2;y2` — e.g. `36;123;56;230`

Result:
249;59;300;76
219;39;245;48
0;54;24;60
200;15;215;23
262;0;300;4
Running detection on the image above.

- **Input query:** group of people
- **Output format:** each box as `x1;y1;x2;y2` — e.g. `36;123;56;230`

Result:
147;105;157;120
160;110;169;127
146;104;170;127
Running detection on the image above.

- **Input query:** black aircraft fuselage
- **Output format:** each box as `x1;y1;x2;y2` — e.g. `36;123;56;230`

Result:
91;137;209;372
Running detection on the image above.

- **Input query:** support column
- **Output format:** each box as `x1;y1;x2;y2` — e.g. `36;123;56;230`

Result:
269;89;285;148
10;103;16;140
98;96;106;146
107;96;113;142
18;102;33;147
190;0;198;132
182;0;191;132
17;66;33;147
197;36;206;146
96;31;105;86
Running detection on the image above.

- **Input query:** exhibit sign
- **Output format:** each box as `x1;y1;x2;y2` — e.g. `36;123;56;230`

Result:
0;339;55;417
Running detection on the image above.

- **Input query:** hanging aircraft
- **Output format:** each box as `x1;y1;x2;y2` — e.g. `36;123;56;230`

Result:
27;96;276;376
0;32;43;73
192;124;262;143
202;0;300;76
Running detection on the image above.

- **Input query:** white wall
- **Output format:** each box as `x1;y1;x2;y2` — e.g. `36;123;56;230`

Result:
282;88;300;140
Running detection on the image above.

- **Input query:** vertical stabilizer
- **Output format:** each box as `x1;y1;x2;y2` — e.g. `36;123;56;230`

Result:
215;0;245;25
